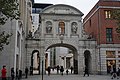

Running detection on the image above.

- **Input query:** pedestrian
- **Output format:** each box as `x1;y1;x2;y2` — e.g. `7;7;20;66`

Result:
83;67;89;77
117;68;120;76
19;70;22;79
30;66;33;75
66;69;69;75
56;65;60;74
11;67;15;80
111;65;118;79
25;67;28;78
1;65;7;80
60;66;64;75
70;66;73;74
16;68;19;80
52;66;55;71
47;66;51;76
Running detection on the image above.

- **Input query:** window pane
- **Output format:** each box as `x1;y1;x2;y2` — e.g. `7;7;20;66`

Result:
59;22;65;34
36;8;42;13
106;51;115;58
105;10;111;19
32;8;35;13
106;28;113;42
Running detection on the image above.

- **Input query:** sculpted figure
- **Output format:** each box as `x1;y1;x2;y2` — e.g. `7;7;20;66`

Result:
46;21;52;33
71;22;77;34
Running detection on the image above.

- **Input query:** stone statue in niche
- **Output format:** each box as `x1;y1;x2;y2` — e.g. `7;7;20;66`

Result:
46;22;52;33
71;22;77;34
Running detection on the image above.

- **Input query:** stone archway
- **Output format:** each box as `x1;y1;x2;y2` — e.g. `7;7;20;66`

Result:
45;43;78;74
31;50;40;74
84;50;91;73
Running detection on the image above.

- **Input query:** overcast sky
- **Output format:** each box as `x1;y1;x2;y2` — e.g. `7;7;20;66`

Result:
35;0;99;18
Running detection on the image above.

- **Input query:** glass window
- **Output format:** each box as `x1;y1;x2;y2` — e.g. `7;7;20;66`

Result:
58;22;65;34
118;51;120;54
106;28;113;42
106;51;115;58
105;10;111;19
32;8;35;13
36;8;42;13
106;60;116;73
107;60;116;66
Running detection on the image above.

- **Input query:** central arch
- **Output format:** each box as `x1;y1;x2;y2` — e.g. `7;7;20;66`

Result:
45;43;78;74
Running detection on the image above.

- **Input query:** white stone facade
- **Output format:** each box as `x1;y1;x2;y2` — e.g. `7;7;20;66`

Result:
26;4;98;74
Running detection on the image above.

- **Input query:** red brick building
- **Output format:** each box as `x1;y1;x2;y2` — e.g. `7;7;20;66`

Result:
83;0;120;74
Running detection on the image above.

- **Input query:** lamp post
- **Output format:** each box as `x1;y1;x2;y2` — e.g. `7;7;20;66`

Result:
41;53;46;80
42;60;43;80
40;54;45;80
64;56;66;69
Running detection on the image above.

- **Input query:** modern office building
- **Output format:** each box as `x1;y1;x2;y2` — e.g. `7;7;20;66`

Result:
31;3;53;36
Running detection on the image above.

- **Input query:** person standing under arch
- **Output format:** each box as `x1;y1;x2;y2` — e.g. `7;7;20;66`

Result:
30;66;33;75
25;67;29;78
70;66;74;74
56;65;60;74
47;66;51;76
11;67;15;80
60;66;64;75
83;67;89;77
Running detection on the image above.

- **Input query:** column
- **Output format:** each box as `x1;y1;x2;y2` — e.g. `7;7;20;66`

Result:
40;44;45;74
64;56;66;69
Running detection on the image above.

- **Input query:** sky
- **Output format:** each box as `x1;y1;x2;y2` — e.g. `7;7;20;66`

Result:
35;0;99;18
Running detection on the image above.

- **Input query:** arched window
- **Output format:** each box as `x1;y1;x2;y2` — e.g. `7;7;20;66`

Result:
46;21;52;33
71;22;77;34
58;21;65;34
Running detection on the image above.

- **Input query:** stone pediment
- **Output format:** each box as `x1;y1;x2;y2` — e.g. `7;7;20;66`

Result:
40;4;84;16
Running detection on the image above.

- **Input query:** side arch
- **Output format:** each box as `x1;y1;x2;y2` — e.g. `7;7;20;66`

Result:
31;50;40;74
84;50;92;74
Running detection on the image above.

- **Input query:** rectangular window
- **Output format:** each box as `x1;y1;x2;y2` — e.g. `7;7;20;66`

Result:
118;51;120;54
32;8;36;13
106;51;115;58
105;10;111;19
36;8;42;13
106;51;116;74
105;10;111;18
106;28;113;43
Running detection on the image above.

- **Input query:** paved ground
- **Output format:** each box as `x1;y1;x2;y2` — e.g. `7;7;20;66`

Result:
21;74;119;80
21;69;120;80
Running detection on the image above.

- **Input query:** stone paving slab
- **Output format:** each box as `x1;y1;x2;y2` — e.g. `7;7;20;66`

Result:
21;74;119;80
